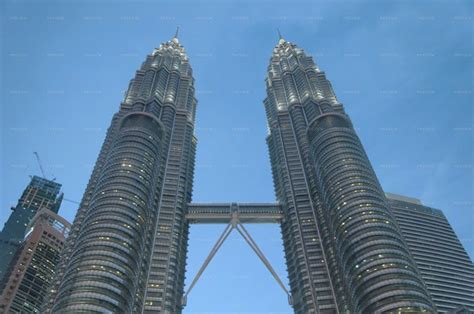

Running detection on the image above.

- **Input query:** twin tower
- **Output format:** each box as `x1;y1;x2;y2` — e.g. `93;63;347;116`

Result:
43;35;435;313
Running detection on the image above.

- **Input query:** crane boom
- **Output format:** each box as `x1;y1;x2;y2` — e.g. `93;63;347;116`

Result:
33;152;46;178
63;198;80;205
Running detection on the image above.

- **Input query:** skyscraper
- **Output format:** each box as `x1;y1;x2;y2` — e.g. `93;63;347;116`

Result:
44;33;197;313
386;193;474;313
0;208;70;313
0;176;62;281
41;34;470;314
264;37;434;313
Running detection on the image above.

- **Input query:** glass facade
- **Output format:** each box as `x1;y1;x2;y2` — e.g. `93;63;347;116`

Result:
0;209;70;313
387;193;474;313
0;176;62;282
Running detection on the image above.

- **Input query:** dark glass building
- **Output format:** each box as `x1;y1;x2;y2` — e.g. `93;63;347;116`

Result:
387;193;474;313
0;208;70;313
0;176;62;282
44;35;197;313
265;37;434;313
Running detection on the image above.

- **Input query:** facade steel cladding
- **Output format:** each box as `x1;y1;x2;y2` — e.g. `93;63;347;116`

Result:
264;38;434;313
44;36;197;313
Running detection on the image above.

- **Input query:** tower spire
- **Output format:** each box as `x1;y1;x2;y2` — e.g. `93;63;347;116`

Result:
171;26;180;44
277;28;285;45
174;26;179;39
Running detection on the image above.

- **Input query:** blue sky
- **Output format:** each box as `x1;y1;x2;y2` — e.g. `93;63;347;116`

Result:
1;0;472;312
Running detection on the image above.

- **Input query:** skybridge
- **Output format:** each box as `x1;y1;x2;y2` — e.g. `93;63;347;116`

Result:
186;202;284;224
182;202;292;307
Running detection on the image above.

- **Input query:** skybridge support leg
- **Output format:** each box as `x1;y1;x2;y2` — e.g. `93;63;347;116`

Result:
182;221;292;307
235;223;293;305
182;223;233;306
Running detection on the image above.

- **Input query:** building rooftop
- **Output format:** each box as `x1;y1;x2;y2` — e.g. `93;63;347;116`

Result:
385;192;422;205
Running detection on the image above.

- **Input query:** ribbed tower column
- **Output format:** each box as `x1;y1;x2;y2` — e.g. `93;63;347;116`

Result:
52;113;164;312
43;34;197;313
264;36;435;313
307;112;434;313
265;37;343;313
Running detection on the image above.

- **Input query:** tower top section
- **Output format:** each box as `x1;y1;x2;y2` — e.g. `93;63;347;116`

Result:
271;36;304;61
268;37;319;77
152;29;187;60
264;37;342;114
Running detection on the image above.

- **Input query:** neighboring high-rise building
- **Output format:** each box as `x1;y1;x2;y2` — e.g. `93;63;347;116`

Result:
386;193;474;313
0;176;62;281
264;37;434;313
44;33;197;313
0;208;70;313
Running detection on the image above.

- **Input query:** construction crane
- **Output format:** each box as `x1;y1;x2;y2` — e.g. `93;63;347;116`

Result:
33;151;56;180
33;152;80;205
63;198;80;205
33;152;47;178
32;152;81;206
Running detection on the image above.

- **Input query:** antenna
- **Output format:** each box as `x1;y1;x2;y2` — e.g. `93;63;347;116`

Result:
277;28;283;40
